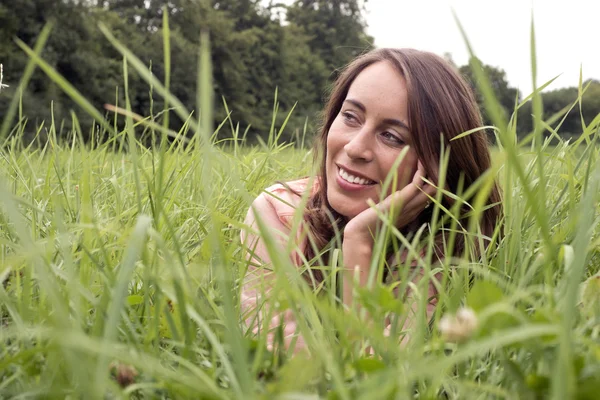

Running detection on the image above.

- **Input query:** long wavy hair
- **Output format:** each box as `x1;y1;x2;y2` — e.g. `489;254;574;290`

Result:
301;48;502;281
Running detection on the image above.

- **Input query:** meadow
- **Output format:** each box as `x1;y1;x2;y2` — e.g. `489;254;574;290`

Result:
1;20;600;400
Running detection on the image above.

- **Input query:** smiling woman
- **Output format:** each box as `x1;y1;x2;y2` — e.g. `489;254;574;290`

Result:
241;48;503;352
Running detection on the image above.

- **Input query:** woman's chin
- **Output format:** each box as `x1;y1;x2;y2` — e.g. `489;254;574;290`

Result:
331;204;368;221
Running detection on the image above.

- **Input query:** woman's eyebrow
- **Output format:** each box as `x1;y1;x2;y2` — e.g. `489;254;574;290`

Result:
344;98;410;131
344;98;366;112
382;118;410;132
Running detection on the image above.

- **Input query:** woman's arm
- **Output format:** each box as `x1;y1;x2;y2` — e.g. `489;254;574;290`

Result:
340;160;439;345
341;234;438;321
240;191;307;351
390;266;440;346
340;234;373;309
342;232;440;348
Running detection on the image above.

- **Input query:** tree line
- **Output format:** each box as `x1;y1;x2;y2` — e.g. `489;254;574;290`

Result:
0;0;598;144
459;61;600;139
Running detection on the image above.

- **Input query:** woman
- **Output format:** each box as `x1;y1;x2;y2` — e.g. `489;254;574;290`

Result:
240;48;502;352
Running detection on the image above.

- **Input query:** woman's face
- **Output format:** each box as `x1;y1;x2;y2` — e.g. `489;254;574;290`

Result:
325;61;419;219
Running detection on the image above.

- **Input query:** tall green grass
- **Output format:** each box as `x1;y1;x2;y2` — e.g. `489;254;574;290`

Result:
1;12;600;399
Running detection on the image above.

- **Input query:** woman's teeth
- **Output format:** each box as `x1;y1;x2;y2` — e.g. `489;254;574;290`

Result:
338;167;374;185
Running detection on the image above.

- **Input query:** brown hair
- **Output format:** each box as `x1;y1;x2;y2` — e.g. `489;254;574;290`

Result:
302;48;502;280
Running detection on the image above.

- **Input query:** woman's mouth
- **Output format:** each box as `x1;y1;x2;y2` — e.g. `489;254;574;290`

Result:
337;166;376;186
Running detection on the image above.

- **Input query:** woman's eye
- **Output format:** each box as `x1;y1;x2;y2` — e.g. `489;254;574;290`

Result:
381;131;405;145
342;111;358;123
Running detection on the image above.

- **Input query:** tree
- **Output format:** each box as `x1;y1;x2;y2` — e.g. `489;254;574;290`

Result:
103;0;169;32
0;0;375;144
459;60;519;128
286;0;374;78
0;0;129;139
536;79;600;137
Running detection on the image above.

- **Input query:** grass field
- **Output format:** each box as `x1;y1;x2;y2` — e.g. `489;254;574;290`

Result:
1;19;600;400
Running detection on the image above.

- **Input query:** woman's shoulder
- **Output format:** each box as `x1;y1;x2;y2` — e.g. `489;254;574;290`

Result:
264;177;317;199
255;177;319;225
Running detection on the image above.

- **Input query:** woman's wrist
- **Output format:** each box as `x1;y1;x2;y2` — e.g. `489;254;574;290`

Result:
343;220;376;246
341;231;373;275
341;233;373;254
341;233;373;308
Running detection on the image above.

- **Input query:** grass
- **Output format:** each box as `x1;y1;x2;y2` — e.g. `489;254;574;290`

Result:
1;13;600;400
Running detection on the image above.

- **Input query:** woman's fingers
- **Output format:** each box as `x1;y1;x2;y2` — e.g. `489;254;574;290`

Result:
387;183;437;226
404;185;436;211
386;177;435;212
372;186;431;230
413;160;427;187
358;160;439;231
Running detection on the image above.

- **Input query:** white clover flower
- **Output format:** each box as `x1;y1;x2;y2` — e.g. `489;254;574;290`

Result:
0;64;9;92
439;307;479;343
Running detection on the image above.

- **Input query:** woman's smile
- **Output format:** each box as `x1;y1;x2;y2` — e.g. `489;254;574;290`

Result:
335;165;378;193
337;165;376;186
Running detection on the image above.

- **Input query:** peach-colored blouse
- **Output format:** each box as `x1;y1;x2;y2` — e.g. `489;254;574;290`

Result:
240;178;316;350
240;177;439;352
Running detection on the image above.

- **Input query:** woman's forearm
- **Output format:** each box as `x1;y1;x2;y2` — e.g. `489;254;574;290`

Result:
341;236;373;309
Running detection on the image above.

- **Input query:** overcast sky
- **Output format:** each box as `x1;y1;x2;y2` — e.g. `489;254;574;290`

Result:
365;0;598;93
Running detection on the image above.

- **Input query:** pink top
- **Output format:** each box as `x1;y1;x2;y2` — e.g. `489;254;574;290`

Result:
240;177;438;352
240;178;317;350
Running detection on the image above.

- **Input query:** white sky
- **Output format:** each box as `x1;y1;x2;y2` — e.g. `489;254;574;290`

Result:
365;0;598;93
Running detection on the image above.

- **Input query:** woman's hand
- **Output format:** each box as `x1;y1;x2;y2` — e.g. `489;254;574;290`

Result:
344;160;436;245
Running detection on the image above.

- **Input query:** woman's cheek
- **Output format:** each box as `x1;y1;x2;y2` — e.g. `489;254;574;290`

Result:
384;154;418;196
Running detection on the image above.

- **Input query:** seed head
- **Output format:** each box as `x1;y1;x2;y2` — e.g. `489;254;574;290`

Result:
581;274;600;319
109;361;138;388
0;64;8;92
439;307;479;343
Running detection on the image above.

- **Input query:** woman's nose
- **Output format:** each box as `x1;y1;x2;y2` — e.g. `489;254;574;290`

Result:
344;128;374;162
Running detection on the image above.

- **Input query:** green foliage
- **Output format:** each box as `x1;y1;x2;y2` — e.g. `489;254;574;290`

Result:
460;61;519;126
530;79;600;137
3;0;598;144
1;6;600;400
0;0;369;144
459;60;600;139
286;0;374;75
